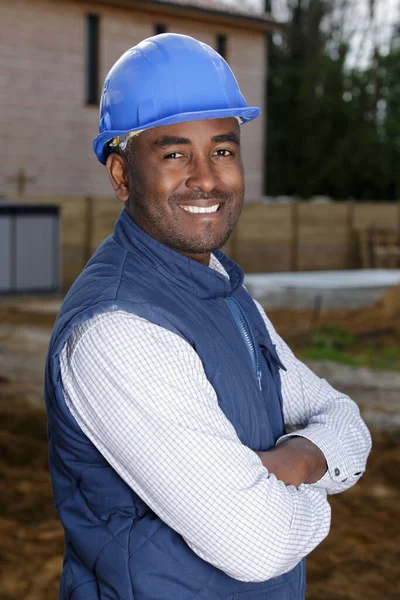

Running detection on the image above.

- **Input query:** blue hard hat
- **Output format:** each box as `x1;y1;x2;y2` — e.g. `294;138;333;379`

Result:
93;33;260;164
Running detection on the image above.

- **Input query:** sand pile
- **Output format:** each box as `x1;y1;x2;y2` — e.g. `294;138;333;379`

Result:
266;284;400;344
343;283;400;336
0;402;63;600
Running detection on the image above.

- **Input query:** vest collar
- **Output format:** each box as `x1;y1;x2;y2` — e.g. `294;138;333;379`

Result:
113;209;244;299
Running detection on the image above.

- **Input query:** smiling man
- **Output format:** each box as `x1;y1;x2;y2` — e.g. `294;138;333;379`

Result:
45;34;371;600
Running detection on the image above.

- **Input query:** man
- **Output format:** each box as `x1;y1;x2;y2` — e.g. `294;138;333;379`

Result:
45;34;371;600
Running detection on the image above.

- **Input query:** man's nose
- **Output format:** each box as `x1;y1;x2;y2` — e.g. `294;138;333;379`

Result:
185;157;219;193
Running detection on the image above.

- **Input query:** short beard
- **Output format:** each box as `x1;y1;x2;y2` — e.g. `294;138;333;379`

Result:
165;189;243;254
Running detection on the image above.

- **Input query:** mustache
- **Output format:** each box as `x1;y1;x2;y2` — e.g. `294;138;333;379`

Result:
169;189;234;204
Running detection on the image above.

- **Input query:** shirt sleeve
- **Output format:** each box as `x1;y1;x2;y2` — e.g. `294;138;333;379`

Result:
253;299;372;495
60;310;331;583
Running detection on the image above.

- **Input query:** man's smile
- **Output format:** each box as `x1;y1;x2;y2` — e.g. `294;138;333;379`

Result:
179;203;221;214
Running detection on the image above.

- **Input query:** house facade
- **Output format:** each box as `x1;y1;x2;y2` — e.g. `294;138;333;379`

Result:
1;0;276;201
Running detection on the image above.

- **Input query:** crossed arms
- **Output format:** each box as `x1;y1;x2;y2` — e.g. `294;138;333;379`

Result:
60;304;371;582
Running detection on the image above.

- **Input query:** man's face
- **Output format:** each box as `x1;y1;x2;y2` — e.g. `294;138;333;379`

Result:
110;118;245;263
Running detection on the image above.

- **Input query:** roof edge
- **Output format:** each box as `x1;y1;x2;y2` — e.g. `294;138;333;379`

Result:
76;0;283;32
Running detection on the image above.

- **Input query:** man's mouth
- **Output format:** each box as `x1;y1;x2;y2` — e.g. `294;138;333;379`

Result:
179;204;220;214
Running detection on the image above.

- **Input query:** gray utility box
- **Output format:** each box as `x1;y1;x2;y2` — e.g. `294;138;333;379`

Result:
0;203;60;294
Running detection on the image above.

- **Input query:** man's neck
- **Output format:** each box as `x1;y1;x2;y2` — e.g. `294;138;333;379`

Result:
178;251;211;267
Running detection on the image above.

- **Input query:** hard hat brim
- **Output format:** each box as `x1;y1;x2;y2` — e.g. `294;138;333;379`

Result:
94;106;260;165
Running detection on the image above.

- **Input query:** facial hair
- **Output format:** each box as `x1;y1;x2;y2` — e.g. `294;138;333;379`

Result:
128;177;244;255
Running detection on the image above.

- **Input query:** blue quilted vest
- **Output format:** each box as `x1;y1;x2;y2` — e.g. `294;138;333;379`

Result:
45;209;305;600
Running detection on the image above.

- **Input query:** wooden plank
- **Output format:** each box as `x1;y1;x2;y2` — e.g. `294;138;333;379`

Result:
237;204;291;241
354;203;399;229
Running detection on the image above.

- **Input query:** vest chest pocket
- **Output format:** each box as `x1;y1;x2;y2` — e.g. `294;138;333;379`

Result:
260;341;286;378
257;338;287;441
232;582;289;600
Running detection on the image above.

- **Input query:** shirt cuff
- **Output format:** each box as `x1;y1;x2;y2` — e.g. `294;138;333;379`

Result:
276;425;364;493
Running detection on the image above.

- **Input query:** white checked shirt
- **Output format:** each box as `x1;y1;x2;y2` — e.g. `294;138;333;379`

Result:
60;254;371;583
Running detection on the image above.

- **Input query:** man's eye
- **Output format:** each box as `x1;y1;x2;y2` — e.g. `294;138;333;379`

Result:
214;149;233;157
164;152;184;159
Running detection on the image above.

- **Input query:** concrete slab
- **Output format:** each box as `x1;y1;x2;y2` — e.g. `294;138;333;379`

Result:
244;269;400;309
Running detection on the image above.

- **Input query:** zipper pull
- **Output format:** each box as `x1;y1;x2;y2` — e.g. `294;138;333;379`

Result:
257;370;262;391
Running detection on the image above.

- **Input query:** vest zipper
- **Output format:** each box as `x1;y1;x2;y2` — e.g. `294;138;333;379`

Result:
225;296;262;391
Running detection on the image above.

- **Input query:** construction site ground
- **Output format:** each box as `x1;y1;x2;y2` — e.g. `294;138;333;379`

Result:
1;288;399;600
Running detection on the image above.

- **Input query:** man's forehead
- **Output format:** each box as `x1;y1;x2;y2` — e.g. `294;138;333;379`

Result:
143;117;240;144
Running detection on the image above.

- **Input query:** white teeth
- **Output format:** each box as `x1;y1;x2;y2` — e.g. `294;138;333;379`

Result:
181;204;220;214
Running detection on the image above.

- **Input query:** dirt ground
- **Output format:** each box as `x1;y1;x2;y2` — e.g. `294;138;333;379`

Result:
0;295;399;600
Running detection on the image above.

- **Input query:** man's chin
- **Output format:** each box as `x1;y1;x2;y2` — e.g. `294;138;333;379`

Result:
171;236;231;256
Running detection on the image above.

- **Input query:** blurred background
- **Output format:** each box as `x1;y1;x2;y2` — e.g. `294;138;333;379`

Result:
0;1;399;599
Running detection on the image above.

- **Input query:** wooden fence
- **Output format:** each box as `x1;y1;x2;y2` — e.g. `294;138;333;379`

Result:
224;201;400;273
5;196;400;289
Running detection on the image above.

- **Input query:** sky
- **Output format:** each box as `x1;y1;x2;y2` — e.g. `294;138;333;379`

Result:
349;0;400;66
217;0;399;66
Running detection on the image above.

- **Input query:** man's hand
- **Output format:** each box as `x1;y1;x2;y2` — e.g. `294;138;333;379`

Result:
255;436;327;488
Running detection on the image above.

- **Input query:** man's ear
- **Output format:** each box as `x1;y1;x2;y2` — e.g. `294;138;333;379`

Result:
106;153;129;203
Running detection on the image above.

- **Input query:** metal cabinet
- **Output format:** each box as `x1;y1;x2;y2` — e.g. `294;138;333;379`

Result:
0;204;59;293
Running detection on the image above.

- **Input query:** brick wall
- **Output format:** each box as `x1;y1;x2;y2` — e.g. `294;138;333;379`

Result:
0;0;266;201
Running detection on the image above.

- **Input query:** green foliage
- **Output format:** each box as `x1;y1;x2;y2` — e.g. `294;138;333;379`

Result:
265;2;400;200
310;326;355;351
301;326;360;365
299;326;400;371
301;346;361;366
359;346;400;371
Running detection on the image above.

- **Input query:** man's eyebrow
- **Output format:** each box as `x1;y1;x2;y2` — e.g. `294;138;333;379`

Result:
152;131;241;149
153;136;192;148
212;132;240;145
